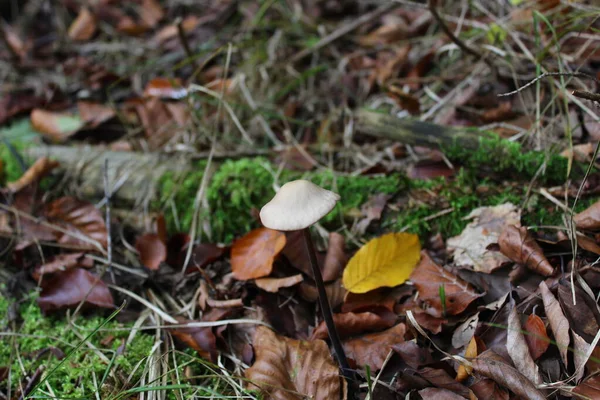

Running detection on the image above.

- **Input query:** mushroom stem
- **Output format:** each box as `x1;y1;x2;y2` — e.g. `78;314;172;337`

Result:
302;228;352;377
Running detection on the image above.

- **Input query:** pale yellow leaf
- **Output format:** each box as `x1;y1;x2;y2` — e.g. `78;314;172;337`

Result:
342;232;420;293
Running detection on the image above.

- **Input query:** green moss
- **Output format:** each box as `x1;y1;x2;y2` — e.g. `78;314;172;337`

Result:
0;141;28;183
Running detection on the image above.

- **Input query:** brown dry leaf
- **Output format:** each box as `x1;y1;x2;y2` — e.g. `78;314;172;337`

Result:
452;313;479;350
31;109;84;142
418;368;472;397
322;232;347;282
574;200;600;230
135;233;167;271
0;92;45;125
231;228;286;280
359;15;411;46
392;341;434;369
6;157;59;193
539;281;570;368
0;22;26;59
245;326;345;400
561;142;596;163
410;252;480;317
68;8;97;41
77;101;115;127
457;336;478;382
523;314;550;360
153;16;200;45
418;387;468;399
354;193;391;236
447;204;519;273
507;308;541;384
586;346;600;375
342;323;406;371
32;252;93;281
573;374;600;399
45;197;107;250
37;268;114;313
572;331;590;384
472;350;545;400
557;282;600;342
299;279;346;309
143;77;186;99
139;0;164;28
185;243;227;273
498;225;554;276
469;377;509;400
310;312;394;341
255;274;303;293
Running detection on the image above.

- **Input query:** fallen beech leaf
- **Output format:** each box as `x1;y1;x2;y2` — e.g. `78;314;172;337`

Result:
469;377;509;400
68;8;97;41
6;157;59;193
557;282;600;341
37;268;114;313
572;331;590;384
246;326;345;400
255;274;303;293
143;77;186;99
574;199;600;230
418;387;468;399
231;228;286;280
539;281;570;368
342;232;420;293
472;350;545;400
45;197;107;250
0;22;26;59
410;252;481;317
457;336;478;382
447;204;519;273
586;346;600;375
524;314;549;360
32;252;93;280
498;225;553;276
507;307;541;384
322;232;347;282
77;101;115;127
170;318;217;361
343;323;406;371
139;0;164;28
354;193;391;235
31;109;84;142
135;233;167;270
573;374;600;399
418;367;471;397
310;312;394;341
185;243;226;273
392;341;434;369
299;279;346;309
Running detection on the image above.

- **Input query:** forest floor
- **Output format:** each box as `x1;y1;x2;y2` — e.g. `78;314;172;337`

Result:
1;0;600;399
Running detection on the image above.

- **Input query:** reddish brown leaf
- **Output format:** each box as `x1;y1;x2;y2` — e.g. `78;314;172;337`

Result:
170;318;217;361
185;243;226;273
322;232;347;282
469;378;509;400
153;16;200;45
418;387;468;399
498;225;553;276
354;193;392;236
77;101;115;127
231;228;286;280
276;147;317;171
0;93;45;124
32;252;93;281
410;252;480;317
507;307;541;384
342;323;406;371
392;341;433;369
472;350;545;400
245;326;345;400
574;200;600;230
68;8;97;41
586;346;600;375
6;157;59;193
311;312;394;341
139;0;164;28
44;197;107;250
524;314;550;360
539;281;570;368
37;268;114;313
417;367;471;397
255;274;304;293
143;77;186;99
135;233;167;270
557;281;600;341
299;279;346;309
573;375;600;399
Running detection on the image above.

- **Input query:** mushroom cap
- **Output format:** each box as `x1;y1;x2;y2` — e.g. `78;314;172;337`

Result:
260;180;340;231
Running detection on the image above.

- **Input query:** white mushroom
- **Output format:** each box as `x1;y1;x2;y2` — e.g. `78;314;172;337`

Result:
259;180;340;231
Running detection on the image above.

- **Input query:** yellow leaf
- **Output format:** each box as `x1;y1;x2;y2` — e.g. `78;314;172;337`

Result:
456;336;477;381
342;232;420;293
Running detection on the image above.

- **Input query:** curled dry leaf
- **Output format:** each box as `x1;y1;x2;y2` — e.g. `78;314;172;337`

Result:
410;252;481;317
539;281;570;368
245;326;345;400
37;268;114;313
342;323;406;371
255;274;303;293
310;312;394;341
6;157;59;193
299;279;346;309
498;225;553;276
507;308;541;384
573;374;600;399
135;233;167;270
447;204;519;273
32;252;93;280
574;199;600;230
523;314;550;360
231;227;286;280
342;232;421;293
68;7;97;41
472;350;546;400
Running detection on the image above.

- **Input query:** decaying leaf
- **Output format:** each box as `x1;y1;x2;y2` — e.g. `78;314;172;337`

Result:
30;109;84;142
322;232;347;282
539;281;570;368
557;281;600;342
310;312;394;341
32;252;93;280
6;157;59;193
68;8;97;41
523;314;549;361
507;307;541;384
37;268;114;313
342;323;406;371
498;225;553;276
342;232;420;293
418;387;467;399
574;199;600;230
472;350;546;400
447;203;519;273
572;330;590;384
299;279;346;309
417;367;472;397
170;318;217;362
231;228;286;280
573;374;600;399
245;326;345;400
135;233;167;270
410;252;481;317
255;274;303;293
469;377;509;400
77;101;115;127
452;313;479;350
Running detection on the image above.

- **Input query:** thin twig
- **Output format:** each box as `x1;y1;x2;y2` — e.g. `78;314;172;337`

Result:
175;17;200;72
498;72;600;97
573;90;600;104
103;158;115;283
290;2;398;63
